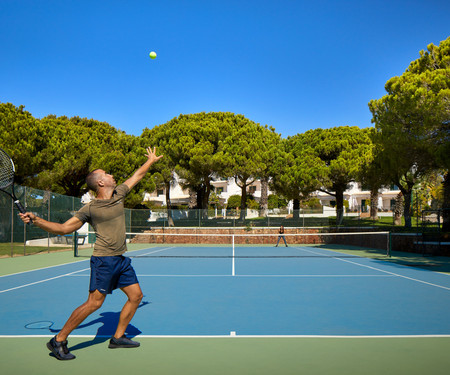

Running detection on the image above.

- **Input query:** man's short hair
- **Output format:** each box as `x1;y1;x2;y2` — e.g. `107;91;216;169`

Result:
86;169;102;192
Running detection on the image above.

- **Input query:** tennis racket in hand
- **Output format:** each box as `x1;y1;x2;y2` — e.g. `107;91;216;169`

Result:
0;147;27;214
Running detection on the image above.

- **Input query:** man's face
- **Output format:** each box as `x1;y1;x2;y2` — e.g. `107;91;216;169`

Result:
97;169;116;188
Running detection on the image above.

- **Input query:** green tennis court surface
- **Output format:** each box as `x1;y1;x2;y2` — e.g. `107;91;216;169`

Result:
2;337;450;375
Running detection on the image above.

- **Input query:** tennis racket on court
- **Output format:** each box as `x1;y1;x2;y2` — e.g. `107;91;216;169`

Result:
0;147;27;214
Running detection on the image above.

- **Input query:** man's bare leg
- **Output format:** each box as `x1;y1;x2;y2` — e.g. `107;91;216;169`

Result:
113;283;143;339
56;289;106;342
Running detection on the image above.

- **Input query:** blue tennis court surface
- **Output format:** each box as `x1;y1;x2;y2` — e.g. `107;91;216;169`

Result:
1;244;450;338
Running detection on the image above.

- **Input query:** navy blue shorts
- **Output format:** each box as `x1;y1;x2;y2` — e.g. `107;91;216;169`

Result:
89;255;139;294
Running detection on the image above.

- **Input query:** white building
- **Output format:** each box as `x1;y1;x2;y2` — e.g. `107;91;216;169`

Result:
315;183;401;212
144;175;401;213
143;175;191;206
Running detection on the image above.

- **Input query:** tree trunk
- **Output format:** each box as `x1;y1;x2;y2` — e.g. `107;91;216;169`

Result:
293;198;300;220
403;190;412;228
335;187;345;225
196;186;205;209
397;183;413;228
443;171;450;232
165;181;174;227
259;177;269;218
394;192;403;226
370;188;379;221
240;184;247;220
201;179;211;220
188;189;196;209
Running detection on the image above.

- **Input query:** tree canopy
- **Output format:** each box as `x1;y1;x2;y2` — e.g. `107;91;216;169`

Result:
284;127;373;223
221;115;281;219
369;36;450;228
0;103;153;207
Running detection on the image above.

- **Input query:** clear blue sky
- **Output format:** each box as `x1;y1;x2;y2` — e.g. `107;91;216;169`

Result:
1;0;449;138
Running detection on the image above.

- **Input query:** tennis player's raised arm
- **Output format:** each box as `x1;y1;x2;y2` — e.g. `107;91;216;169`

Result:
19;213;83;235
124;147;163;190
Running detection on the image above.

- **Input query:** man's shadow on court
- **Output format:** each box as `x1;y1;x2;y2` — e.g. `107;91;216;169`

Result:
50;301;150;353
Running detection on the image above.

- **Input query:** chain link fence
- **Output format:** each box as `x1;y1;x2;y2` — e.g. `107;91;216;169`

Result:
3;185;432;257
0;186;83;257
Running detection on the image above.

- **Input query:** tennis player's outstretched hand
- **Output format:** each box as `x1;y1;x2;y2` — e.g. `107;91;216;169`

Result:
124;147;163;190
145;146;163;165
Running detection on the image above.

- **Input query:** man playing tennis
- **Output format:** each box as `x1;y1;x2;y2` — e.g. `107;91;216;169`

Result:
19;147;163;360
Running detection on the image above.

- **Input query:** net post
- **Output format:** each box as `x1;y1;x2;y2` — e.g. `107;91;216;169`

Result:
387;232;391;257
232;234;235;276
73;231;78;257
10;198;14;257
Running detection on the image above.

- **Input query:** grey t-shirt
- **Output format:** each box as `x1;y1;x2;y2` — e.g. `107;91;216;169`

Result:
75;184;130;256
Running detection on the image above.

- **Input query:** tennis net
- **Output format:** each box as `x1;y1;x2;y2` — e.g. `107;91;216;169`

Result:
122;231;391;258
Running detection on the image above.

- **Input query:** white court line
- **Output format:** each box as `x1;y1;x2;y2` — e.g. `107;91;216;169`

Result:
338;258;450;291
128;246;177;257
218;274;395;278
0;258;89;278
1;334;450;338
0;246;191;280
301;247;450;291
66;274;397;278
0;268;89;294
134;274;396;278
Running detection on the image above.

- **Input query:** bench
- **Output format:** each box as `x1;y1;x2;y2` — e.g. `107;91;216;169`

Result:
64;234;87;245
414;232;450;256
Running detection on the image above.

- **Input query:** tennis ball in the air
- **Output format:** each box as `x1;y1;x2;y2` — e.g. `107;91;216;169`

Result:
149;51;157;59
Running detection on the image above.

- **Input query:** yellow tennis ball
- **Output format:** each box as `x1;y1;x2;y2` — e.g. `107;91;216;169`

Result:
149;51;157;59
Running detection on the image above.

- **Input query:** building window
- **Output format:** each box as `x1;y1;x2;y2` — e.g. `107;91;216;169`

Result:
248;186;257;194
361;199;368;212
216;187;224;194
390;184;400;191
390;199;396;210
157;189;164;196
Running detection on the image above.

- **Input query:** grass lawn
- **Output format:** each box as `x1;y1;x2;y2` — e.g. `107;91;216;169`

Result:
0;242;72;257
